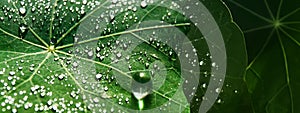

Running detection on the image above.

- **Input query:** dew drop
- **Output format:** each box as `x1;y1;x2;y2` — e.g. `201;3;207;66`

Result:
19;25;27;33
212;62;216;67
104;86;108;91
19;24;28;39
9;71;15;76
72;62;78;68
140;1;148;8
95;73;102;80
93;97;99;103
29;67;34;71
199;61;204;66
12;108;17;113
215;88;221;93
87;50;94;58
50;38;57;45
58;74;65;80
82;0;87;5
112;0;118;4
133;90;149;100
202;83;206;88
234;90;238;93
19;7;26;16
132;72;152;100
217;98;222;103
115;52;122;59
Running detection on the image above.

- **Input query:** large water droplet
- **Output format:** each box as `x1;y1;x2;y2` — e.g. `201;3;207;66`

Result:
132;72;152;100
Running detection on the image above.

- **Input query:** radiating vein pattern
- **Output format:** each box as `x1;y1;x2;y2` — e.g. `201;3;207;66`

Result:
226;0;300;112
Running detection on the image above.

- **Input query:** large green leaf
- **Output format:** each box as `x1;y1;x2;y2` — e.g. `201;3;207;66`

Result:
224;0;300;112
0;0;246;112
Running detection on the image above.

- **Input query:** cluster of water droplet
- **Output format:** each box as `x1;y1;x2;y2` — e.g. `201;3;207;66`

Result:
0;0;241;112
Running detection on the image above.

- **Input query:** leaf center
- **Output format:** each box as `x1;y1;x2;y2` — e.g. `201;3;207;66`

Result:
48;45;55;52
273;20;282;28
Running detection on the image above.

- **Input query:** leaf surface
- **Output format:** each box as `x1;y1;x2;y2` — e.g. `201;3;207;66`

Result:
224;0;300;112
0;0;247;112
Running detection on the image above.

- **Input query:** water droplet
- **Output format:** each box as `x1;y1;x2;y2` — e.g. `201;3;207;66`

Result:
234;90;238;93
19;7;26;16
104;86;108;91
125;97;129;103
96;47;101;52
217;98;222;103
145;62;149;69
199;61;204;66
29;67;34;71
116;52;122;59
133;90;149;100
20;26;27;33
93;97;99;103
202;83;206;88
128;65;132;71
215;88;221;93
58;74;65;80
72;62;78;68
95;73;102;80
132;72;152;100
87;50;94;59
140;1;148;8
50;38;57;45
82;0;87;5
19;24;28;39
212;62;216;67
112;0;118;4
9;71;15;76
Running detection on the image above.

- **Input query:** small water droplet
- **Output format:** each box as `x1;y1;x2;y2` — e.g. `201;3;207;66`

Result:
112;0;118;4
234;90;238;93
95;73;102;80
19;7;26;16
212;62;216;67
72;62;78;68
58;74;65;80
215;88;221;93
116;52;122;59
217;98;222;103
202;83;206;88
104;86;108;91
9;71;15;76
19;24;28;39
82;0;87;5
140;1;148;8
50;38;57;45
93;97;99;103
87;50;94;59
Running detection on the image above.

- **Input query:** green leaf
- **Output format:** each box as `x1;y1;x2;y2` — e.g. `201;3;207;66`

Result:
0;0;246;113
224;0;300;112
190;1;251;113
